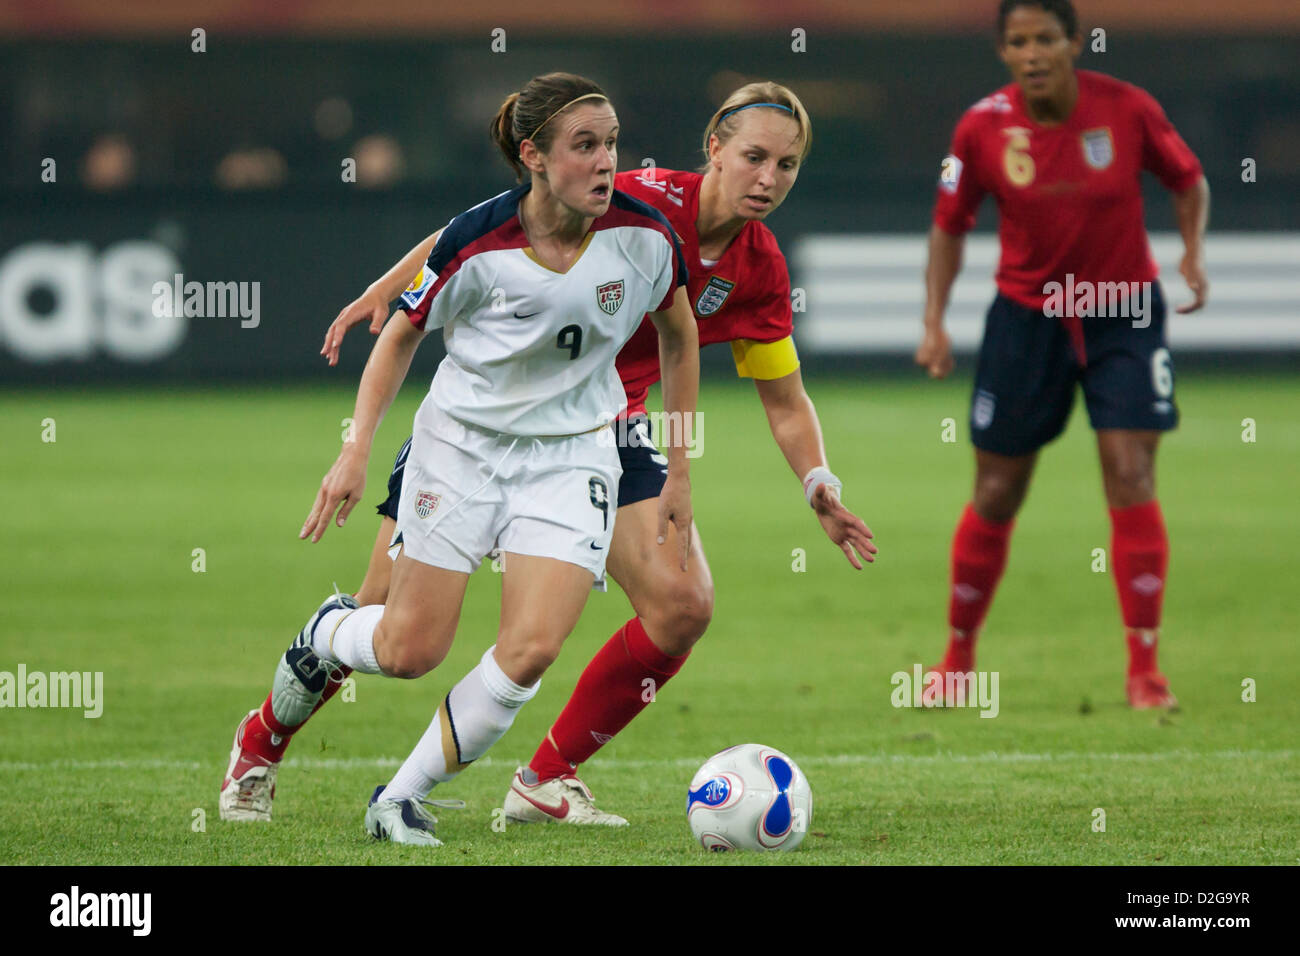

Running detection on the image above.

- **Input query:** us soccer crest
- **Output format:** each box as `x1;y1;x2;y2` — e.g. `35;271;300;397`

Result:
695;276;735;316
414;490;440;519
1081;128;1114;170
596;280;625;315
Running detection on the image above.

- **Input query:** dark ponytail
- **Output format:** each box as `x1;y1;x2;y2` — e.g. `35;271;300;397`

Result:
490;92;525;180
489;72;609;183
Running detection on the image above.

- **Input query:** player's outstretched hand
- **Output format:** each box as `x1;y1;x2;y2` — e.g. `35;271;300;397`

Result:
300;444;368;543
321;287;390;366
915;326;954;379
812;484;878;570
656;473;693;572
1176;252;1209;314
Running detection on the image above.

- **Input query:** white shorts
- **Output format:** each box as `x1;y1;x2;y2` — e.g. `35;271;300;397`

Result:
395;395;621;584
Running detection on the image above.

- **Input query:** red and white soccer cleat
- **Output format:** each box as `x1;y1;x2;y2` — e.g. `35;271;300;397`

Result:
219;709;279;822
503;767;628;826
1127;671;1178;710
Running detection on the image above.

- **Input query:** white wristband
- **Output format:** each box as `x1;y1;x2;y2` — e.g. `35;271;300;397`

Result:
802;466;842;507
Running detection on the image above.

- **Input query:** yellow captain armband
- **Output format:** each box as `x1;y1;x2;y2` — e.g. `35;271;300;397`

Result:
730;336;800;380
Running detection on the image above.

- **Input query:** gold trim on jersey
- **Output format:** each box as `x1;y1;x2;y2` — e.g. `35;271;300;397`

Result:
523;231;596;275
731;335;800;380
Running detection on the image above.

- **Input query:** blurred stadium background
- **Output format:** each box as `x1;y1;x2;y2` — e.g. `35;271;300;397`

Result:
2;0;1297;381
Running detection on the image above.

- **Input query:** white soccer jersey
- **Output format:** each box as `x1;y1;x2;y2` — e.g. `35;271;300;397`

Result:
399;184;687;436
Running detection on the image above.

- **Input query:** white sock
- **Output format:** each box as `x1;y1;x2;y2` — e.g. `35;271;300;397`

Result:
313;605;383;674
380;646;539;802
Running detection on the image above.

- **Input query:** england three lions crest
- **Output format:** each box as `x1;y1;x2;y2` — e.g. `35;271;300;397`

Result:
596;280;625;315
415;490;440;519
1081;128;1114;170
695;276;735;317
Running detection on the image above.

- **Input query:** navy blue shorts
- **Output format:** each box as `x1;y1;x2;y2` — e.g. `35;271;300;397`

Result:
615;414;669;508
970;282;1178;457
374;417;667;521
376;436;412;520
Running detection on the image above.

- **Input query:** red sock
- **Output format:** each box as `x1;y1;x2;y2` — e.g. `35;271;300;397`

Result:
529;617;688;781
942;503;1014;671
1109;500;1168;675
244;665;354;763
1125;630;1158;676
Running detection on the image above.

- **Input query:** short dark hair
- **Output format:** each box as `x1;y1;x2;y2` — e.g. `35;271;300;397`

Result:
996;0;1079;40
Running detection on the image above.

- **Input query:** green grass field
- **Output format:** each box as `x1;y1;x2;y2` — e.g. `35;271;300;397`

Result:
2;372;1297;865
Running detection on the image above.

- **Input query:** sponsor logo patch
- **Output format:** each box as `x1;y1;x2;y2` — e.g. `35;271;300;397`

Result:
1131;573;1164;596
695;275;735;316
415;491;441;519
400;266;434;308
597;279;625;315
1081;128;1114;170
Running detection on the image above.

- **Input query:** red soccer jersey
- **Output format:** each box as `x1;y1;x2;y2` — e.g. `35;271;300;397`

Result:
933;70;1202;311
613;168;795;415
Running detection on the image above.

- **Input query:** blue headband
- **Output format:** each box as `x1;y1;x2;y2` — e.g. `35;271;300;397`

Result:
718;102;795;124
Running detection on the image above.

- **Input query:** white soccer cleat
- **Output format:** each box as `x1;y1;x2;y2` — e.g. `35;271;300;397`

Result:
219;709;279;822
273;590;359;716
364;786;444;846
504;767;629;826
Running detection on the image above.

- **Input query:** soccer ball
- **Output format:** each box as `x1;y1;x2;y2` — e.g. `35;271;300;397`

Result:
686;743;812;852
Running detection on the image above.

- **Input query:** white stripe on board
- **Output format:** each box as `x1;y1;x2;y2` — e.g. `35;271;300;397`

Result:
794;231;1300;352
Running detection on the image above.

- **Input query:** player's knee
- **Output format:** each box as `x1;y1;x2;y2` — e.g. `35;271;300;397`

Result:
494;635;561;687
644;577;714;653
1105;461;1155;506
376;621;447;679
384;644;446;680
974;472;1029;522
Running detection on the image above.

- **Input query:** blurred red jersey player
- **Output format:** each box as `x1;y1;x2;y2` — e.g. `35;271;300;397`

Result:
915;0;1209;709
